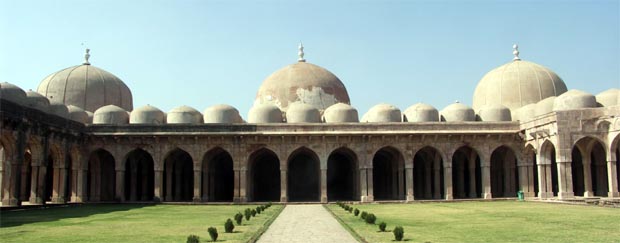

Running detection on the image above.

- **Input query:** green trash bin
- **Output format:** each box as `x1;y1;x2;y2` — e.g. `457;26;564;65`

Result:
517;191;524;201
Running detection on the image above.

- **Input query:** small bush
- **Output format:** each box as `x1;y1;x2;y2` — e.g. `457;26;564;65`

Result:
361;211;367;219
354;208;360;216
187;234;200;243
365;213;376;224
379;222;387;232
207;227;218;242
225;218;234;233
244;208;252;220
256;206;262;214
348;207;353;213
251;209;257;217
234;212;243;225
393;226;404;241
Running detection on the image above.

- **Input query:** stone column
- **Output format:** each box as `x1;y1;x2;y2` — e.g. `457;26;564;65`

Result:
238;169;247;202
28;165;41;204
320;169;327;203
583;156;593;197
444;165;453;200
34;165;47;204
406;167;414;201
140;172;149;201
74;169;86;202
193;170;202;202
202;167;210;201
424;166;432;199
367;168;374;202
557;161;574;199
51;167;60;203
537;164;549;199
468;159;477;198
115;170;125;202
153;169;163;202
129;162;138;201
280;169;287;202
359;168;368;202
607;160;619;197
20;165;30;201
397;167;405;200
455;164;464;198
3;162;21;206
54;168;67;203
433;166;441;199
174;170;181;201
165;166;173;201
481;164;492;199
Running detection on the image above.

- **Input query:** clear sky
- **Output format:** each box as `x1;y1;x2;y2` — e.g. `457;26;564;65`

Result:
1;0;618;116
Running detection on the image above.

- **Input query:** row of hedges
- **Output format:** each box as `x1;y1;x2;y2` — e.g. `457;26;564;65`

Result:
336;202;405;241
187;202;274;243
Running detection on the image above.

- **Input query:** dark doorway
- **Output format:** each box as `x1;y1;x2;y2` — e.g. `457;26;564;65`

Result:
203;148;234;202
373;147;405;200
413;147;443;200
163;149;193;201
249;149;280;202
288;149;320;202
87;149;116;202
452;147;481;199
490;146;518;197
125;149;154;201
327;148;357;201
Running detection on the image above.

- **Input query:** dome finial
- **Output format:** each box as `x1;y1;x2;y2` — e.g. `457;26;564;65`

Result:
512;44;521;61
83;48;91;65
298;42;306;62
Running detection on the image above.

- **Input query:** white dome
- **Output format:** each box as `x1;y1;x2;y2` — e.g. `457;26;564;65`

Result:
595;88;619;107
93;105;129;125
286;103;321;123
49;102;69;118
403;103;439;122
535;96;556;116
361;103;402;123
513;103;536;122
167;106;202;124
67;105;90;123
553;89;597;111
441;102;475;122
323;103;359;123
130;105;165;124
476;104;512;121
25;90;50;112
1;82;27;105
248;104;283;123
203;104;243;123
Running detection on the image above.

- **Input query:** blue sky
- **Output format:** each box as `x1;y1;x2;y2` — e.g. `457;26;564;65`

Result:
1;0;618;116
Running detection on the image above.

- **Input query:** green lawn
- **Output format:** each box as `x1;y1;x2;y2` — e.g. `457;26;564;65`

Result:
327;201;620;243
0;204;282;243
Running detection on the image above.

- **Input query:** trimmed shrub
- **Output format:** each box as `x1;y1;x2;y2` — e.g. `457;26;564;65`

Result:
225;218;234;233
379;222;387;232
361;211;368;219
207;227;218;242
365;213;376;224
354;208;360;216
348;207;353;213
256;206;262;214
251;209;257;217
187;234;200;243
234;212;243;225
393;226;404;241
245;208;252;220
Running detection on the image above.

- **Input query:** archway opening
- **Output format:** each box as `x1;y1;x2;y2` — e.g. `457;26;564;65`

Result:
413;147;444;200
87;149;116;202
163;149;193;202
124;149;154;201
288;148;320;202
571;147;585;196
373;147;405;200
490;146;518;197
19;150;32;202
249;149;280;202
590;142;608;197
44;154;54;202
64;155;73;201
327;148;358;201
452;147;482;199
202;148;234;202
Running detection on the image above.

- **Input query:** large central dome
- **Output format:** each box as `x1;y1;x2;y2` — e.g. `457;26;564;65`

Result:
254;44;350;113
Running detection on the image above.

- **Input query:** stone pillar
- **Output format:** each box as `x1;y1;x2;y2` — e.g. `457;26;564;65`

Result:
51;167;60;203
280;169;287;202
607;160;619;197
481;164;492;199
193;170;202;202
406;167;414;201
424;166;432;199
53;168;67;203
455;164;464;198
238;169;247;202
583;156;593;197
153;169;163;202
433;166;441;199
3;163;21;206
129;162;138;201
140;172;149;201
397;167;405;200
444;165;453;200
359;168;368;202
202;167;210;201
557;161;574;199
74;169;86;202
320;169;327;203
32;165;47;204
28;165;41;204
20;165;30;201
165;167;173;201
115;170;125;202
468;160;477;198
367;168;374;202
174;170;182;201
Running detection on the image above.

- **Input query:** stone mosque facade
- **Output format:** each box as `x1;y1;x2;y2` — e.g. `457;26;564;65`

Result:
0;45;619;206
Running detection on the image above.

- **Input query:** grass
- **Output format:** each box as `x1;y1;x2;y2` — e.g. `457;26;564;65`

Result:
0;204;283;243
327;201;620;243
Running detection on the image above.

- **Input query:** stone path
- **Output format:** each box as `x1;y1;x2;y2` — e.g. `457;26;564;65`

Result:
257;204;358;243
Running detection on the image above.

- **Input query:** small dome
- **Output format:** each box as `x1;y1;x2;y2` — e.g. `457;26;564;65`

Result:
130;105;165;124
553;89;597;111
441;102;475;122
67;105;90;123
513;103;536;122
25;90;50;112
476;104;511;121
286;103;321;123
86;111;94;123
534;96;556;116
167;106;202;124
48;102;69;118
1;82;27;105
247;104;283;123
203;104;243;123
361;103;402;123
93;105;129;124
403;103;439;122
595;88;619;107
323;103;359;123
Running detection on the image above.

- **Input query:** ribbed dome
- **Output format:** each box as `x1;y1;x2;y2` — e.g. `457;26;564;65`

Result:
255;61;350;113
25;90;50;112
534;96;556;116
595;88;619;107
1;82;27;105
167;106;202;124
473;52;567;111
553;89;597;111
49;102;69;118
247;104;283;123
67;105;90;123
203;104;243;123
514;103;536;122
441;102;475;122
130;105;165;124
37;51;133;112
361;103;402;123
286;103;321;123
403;103;439;122
323;103;359;123
93;105;128;124
476;104;511;121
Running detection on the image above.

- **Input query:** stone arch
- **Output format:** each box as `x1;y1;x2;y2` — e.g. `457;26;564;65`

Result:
524;144;539;196
0;136;15;203
572;136;608;197
66;145;81;201
327;147;359;201
539;140;559;197
44;143;64;202
613;134;620;192
287;147;320;202
87;149;116;202
373;146;405;200
451;146;482;199
124;148;154;201
413;146;444;200
490;146;519;197
202;147;234;202
163;148;194;202
247;148;280;202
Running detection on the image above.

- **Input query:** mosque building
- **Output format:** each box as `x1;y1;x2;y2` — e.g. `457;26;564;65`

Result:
0;44;618;206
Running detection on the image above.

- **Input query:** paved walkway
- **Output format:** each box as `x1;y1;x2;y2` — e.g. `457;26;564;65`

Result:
257;204;358;243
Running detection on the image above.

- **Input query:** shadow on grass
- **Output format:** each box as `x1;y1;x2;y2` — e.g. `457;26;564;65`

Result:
0;203;153;228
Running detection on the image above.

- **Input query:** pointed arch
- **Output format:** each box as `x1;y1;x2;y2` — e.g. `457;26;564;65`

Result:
248;148;280;202
287;146;320;202
490;146;519;197
327;146;359;201
87;149;116;202
413;146;444;200
572;136;608;197
539;140;559;197
124;148;154;201
163;148;193;201
373;146;405;200
202;147;234;202
451;146;482;199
